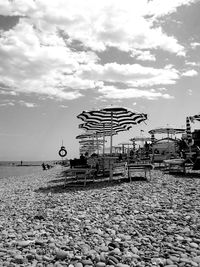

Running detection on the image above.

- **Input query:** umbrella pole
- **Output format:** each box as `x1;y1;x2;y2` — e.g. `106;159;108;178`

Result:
103;124;105;178
96;134;99;155
110;112;113;155
110;112;113;180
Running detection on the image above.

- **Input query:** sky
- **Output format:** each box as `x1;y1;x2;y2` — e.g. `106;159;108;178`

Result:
0;0;200;161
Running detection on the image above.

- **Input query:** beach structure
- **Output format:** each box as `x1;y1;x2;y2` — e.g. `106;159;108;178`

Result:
77;106;147;179
78;106;147;155
148;127;185;164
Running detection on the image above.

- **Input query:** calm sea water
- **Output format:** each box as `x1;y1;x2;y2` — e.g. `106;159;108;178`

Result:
0;161;58;179
0;165;43;179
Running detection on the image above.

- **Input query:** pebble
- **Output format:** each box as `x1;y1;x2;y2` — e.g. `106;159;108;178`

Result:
0;168;200;267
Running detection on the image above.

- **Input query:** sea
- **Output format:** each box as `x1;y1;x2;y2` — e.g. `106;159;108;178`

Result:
0;161;58;179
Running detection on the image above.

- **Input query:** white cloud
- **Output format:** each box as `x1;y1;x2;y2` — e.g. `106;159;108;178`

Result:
0;101;15;107
79;63;180;87
185;61;200;67
146;0;198;18
191;42;200;49
0;0;186;55
60;104;68;108
19;100;37;108
188;89;193;95
0;19;99;99
98;85;174;100
131;50;156;61
182;69;198;77
0;0;197;100
0;90;18;96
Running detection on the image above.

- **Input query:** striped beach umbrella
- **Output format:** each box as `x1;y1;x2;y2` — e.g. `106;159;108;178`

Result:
130;137;151;142
77;106;147;155
79;122;132;134
79;139;105;144
76;133;96;139
149;127;185;137
190;114;200;122
79;122;132;156
77;107;147;126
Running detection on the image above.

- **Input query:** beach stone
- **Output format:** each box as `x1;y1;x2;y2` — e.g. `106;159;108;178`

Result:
100;245;109;252
190;243;199;248
74;263;83;267
13;254;24;264
55;249;70;260
17;240;32;247
192;256;200;263
81;259;93;265
116;264;130;267
190;261;198;267
96;262;106;267
26;254;35;261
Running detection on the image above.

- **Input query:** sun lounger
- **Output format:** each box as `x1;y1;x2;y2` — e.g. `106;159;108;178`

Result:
113;162;127;176
64;167;96;186
163;159;186;173
127;163;153;181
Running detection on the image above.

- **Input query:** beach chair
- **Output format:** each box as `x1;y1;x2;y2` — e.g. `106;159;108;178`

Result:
163;158;186;174
113;162;127;177
64;167;96;186
127;163;153;181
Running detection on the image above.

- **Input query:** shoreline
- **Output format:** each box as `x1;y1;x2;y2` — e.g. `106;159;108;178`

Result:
0;167;200;266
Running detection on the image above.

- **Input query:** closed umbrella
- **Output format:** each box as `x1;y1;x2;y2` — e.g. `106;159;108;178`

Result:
186;116;193;146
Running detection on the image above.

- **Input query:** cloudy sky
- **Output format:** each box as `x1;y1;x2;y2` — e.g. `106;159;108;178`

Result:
0;0;200;161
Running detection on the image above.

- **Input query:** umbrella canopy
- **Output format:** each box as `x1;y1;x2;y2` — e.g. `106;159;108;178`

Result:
79;122;132;156
79;140;105;145
77;106;147;126
77;106;147;155
149;127;185;136
76;133;96;139
190;114;200;122
79;122;132;134
130;136;151;142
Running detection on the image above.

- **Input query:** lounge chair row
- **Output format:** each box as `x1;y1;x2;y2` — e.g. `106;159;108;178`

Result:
64;161;154;187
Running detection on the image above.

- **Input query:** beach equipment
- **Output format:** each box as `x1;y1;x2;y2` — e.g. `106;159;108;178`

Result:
58;146;67;158
130;136;151;142
151;133;156;144
149;127;185;137
148;127;185;162
77;106;147;179
77;106;147;155
190;114;200;122
186;116;194;146
79;122;132;156
76;133;97;139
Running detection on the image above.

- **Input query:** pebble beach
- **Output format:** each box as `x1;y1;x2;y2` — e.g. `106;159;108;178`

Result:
0;166;200;267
